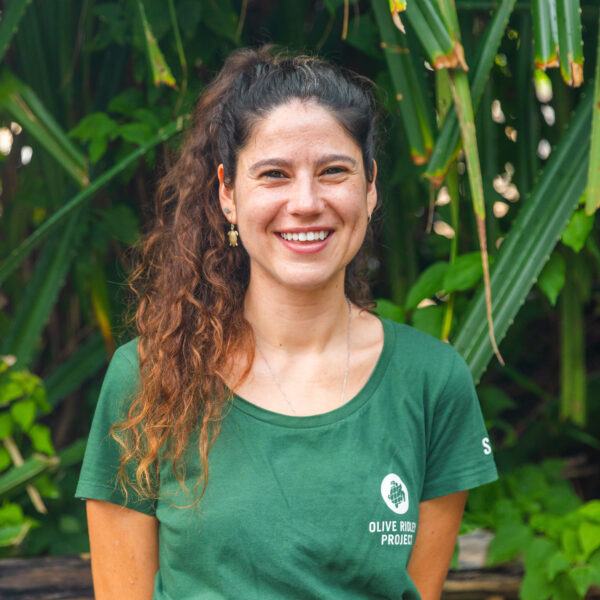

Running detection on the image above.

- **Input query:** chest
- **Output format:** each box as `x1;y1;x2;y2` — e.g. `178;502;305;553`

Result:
154;401;426;597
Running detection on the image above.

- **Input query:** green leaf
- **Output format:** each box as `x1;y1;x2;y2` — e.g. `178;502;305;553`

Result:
69;112;118;142
577;501;600;524
1;208;86;368
556;0;584;87
570;564;600;597
443;252;489;293
0;0;33;63
118;122;154;146
562;527;582;562
562;209;595;252
0;454;56;498
586;21;600;215
405;262;448;310
537;252;566;305
487;520;533;565
108;88;144;116
545;552;570;581
0;448;10;472
0;380;24;406
27;424;54;455
135;0;176;87
0;522;32;547
375;299;405;323
10;400;36;432
579;522;600;558
412;305;444;338
0;414;13;439
520;567;553;600
0;502;24;526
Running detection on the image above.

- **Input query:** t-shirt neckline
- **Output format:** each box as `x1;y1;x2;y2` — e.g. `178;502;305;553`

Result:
230;316;396;428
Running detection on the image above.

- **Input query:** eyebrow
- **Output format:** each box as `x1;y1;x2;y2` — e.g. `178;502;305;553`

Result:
247;154;358;175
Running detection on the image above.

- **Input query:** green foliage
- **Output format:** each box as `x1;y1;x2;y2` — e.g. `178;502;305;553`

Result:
0;358;55;551
466;461;600;599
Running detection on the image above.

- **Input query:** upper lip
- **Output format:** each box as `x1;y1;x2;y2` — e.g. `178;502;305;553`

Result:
276;226;334;233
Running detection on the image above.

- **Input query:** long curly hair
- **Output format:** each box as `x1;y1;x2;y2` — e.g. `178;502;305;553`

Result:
113;46;380;503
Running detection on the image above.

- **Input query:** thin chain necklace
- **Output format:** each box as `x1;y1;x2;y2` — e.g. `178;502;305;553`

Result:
255;297;352;416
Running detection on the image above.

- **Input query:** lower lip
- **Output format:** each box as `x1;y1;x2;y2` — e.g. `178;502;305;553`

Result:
277;234;332;254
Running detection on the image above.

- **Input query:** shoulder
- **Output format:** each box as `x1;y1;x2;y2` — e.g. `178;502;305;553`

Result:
98;338;141;418
379;318;472;400
381;318;461;371
112;337;140;369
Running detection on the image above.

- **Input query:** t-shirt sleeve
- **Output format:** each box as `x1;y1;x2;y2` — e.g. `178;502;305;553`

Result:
75;343;156;515
421;350;498;501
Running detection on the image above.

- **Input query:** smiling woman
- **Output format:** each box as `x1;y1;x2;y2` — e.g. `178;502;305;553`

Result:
76;47;497;600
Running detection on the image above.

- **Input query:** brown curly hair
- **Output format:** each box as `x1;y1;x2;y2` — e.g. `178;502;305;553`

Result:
113;46;380;504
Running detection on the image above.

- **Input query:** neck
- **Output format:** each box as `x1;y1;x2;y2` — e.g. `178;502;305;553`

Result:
244;277;350;355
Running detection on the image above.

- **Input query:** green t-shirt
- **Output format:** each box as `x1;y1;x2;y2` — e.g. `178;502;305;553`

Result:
76;318;498;599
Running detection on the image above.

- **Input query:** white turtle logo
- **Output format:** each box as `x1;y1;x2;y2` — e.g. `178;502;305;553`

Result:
381;473;409;515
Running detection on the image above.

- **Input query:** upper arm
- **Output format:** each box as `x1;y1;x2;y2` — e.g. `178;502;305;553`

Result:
87;499;159;600
407;490;467;600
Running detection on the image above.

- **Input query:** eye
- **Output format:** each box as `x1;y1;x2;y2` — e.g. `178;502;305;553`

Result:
261;169;287;179
321;166;348;176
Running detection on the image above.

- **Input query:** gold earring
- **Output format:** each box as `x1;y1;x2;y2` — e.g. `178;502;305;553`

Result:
227;223;239;247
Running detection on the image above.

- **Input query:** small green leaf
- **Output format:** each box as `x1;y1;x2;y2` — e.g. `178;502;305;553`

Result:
0;447;10;471
0;522;31;547
578;501;600;523
118;122;154;146
0;380;23;406
561;527;582;562
27;424;54;455
108;88;144;116
520;567;553;600
569;564;600;597
375;299;405;323
545;552;570;580
537;252;566;305
562;209;595;252
487;520;533;565
10;399;36;432
69;113;118;142
406;262;448;310
0;502;24;525
579;522;600;558
443;253;489;293
0;413;13;439
30;385;50;413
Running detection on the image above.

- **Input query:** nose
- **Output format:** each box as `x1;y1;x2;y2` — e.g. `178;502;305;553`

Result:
286;174;324;216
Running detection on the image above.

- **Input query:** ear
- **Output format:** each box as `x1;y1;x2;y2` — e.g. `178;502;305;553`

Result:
218;164;236;223
366;159;378;218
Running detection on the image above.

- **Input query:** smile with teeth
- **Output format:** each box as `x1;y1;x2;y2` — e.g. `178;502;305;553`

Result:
279;231;330;242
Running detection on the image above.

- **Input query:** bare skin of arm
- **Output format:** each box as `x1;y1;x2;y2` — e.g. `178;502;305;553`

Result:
86;499;159;600
407;490;468;600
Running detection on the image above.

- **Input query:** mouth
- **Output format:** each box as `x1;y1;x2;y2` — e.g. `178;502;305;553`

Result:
278;230;331;242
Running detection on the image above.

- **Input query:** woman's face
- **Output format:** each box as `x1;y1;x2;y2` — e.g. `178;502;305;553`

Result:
218;100;377;295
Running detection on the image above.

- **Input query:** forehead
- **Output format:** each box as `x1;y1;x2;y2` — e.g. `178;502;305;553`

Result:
238;100;362;163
